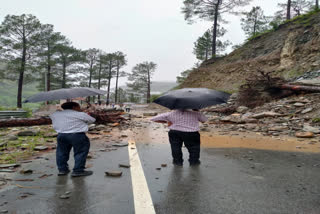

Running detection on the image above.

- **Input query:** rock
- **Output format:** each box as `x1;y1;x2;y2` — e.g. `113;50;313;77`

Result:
7;135;18;141
161;164;167;167
43;133;58;138
17;131;38;136
119;164;130;168
105;171;122;177
236;106;249;113
0;142;7;147
293;103;305;107
59;194;70;199
0;169;14;173
251;112;282;119
0;210;8;213
121;134;128;138
156;168;161;170
268;126;288;132
302;124;320;134
301;107;313;114
0;163;20;168
20;169;33;174
88;124;96;131
295;132;314;138
111;123;120;127
94;125;107;131
143;112;158;117
34;146;48;151
112;143;128;147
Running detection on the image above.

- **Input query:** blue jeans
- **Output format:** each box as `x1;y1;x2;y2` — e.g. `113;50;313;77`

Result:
56;133;90;173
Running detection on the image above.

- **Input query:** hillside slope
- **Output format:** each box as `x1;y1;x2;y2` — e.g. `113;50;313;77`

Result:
0;80;40;107
181;11;320;92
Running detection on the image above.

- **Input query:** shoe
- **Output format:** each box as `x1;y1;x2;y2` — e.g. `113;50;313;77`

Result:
58;170;70;176
189;160;201;166
173;161;183;166
71;170;93;177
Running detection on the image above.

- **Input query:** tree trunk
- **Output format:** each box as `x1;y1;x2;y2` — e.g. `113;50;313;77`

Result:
47;42;51;92
287;0;292;20
106;61;112;105
17;31;27;108
147;68;151;103
211;0;220;57
316;0;319;10
62;60;66;88
97;60;102;101
115;62;119;103
88;61;93;88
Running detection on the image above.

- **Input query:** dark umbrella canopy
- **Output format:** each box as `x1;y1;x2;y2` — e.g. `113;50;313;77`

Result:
153;88;230;110
24;87;107;103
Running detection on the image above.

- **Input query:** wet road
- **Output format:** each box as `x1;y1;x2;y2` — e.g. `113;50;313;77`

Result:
0;126;320;213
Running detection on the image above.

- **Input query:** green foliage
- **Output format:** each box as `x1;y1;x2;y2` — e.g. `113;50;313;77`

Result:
241;6;271;38
150;94;161;102
182;0;251;56
312;118;320;123
176;69;192;84
127;61;157;103
0;14;43;107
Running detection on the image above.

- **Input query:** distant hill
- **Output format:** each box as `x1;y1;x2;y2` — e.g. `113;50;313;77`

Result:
0;80;40;108
118;81;178;94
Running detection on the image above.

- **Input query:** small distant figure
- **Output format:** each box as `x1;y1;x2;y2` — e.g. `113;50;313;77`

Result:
125;104;131;112
151;109;207;166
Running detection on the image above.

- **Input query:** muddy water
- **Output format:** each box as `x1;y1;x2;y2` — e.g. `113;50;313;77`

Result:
129;118;320;153
201;133;320;153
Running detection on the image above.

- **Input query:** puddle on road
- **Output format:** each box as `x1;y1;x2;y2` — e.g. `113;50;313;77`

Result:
201;133;320;153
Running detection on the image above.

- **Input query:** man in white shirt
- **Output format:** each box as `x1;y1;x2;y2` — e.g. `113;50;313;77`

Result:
50;102;96;177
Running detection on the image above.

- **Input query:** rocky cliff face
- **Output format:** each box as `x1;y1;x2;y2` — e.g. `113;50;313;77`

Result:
181;11;320;92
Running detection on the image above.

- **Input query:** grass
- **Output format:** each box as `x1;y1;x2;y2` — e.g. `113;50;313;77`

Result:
0;127;56;164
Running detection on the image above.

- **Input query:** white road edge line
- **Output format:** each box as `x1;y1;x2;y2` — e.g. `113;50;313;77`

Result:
128;139;156;214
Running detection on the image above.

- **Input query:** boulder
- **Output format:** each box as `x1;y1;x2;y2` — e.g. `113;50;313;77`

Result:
236;106;249;113
143;112;158;117
251;112;282;119
17;131;38;136
303;124;320;134
295;132;314;138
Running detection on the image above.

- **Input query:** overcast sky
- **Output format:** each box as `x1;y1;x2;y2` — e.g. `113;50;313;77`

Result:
0;0;281;87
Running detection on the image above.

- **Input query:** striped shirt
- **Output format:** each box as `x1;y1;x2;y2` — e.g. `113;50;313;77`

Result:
50;110;96;133
151;110;207;132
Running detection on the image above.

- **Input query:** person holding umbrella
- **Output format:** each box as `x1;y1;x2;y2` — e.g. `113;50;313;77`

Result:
151;109;207;166
151;88;230;166
50;102;96;177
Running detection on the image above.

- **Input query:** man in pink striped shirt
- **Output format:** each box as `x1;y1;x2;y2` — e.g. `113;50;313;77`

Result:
151;109;207;166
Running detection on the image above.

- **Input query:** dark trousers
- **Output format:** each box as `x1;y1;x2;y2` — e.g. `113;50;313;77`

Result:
168;130;201;164
56;133;90;173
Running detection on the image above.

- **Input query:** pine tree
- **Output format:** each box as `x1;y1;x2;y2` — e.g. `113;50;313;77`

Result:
127;62;157;103
0;14;42;107
182;0;251;57
241;7;270;38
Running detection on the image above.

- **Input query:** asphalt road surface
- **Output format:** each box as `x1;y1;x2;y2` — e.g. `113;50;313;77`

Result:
0;127;320;214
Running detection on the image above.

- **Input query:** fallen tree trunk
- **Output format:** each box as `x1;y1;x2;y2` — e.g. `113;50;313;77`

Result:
0;117;52;128
0;110;125;128
279;84;320;92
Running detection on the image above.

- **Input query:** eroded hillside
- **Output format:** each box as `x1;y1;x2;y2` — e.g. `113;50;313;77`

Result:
181;11;320;92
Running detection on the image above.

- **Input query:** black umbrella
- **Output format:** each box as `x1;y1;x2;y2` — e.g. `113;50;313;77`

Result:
153;88;230;110
24;87;107;103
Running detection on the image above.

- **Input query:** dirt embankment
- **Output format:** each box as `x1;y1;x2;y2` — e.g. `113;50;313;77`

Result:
181;11;320;92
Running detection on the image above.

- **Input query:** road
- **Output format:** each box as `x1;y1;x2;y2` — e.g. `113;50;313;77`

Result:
0;121;320;214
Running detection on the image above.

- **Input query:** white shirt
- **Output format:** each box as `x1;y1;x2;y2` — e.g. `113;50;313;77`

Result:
50;110;96;133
